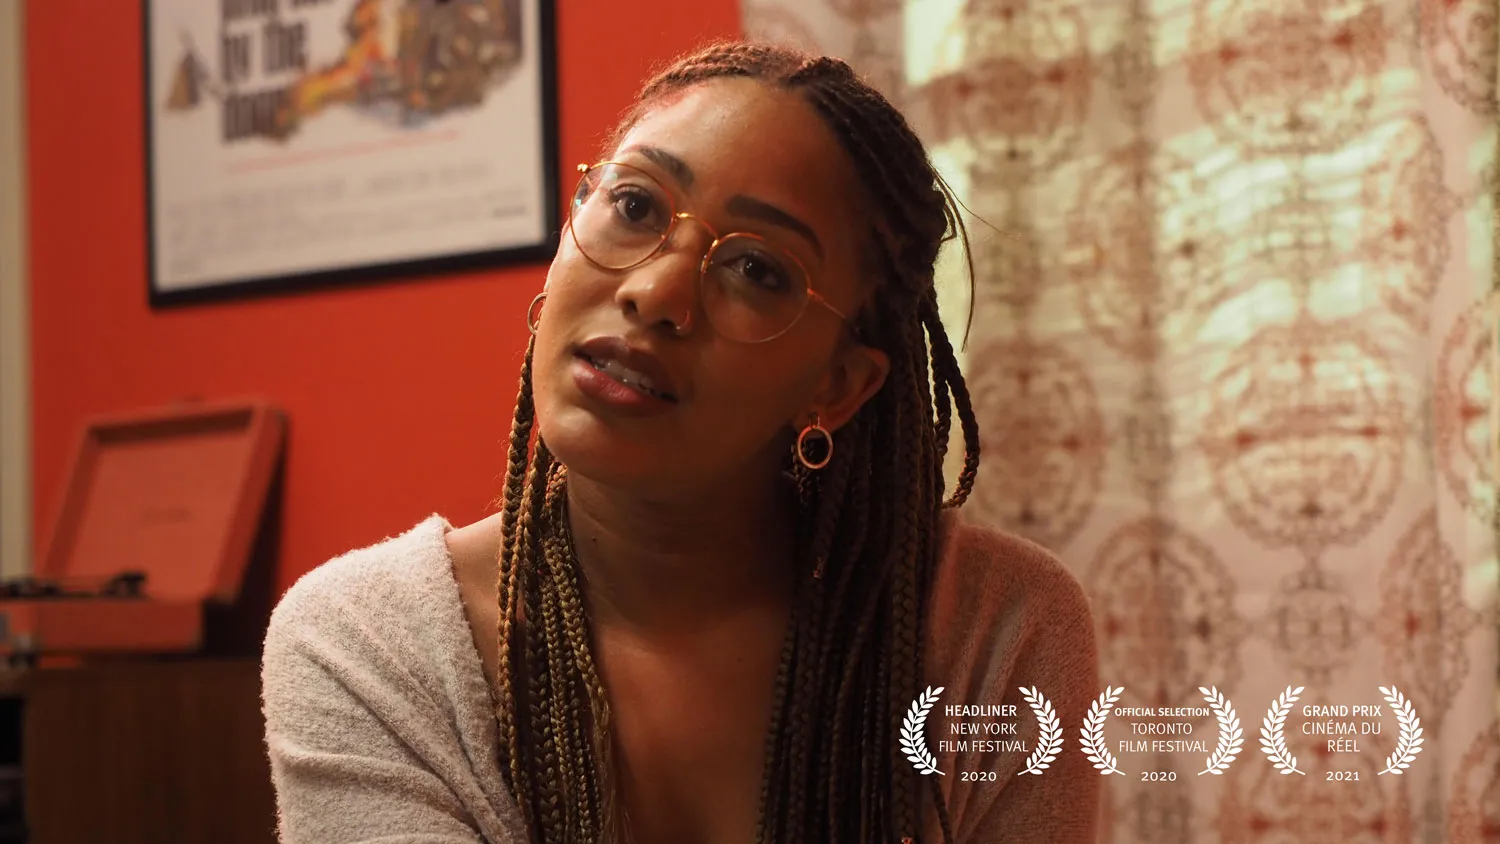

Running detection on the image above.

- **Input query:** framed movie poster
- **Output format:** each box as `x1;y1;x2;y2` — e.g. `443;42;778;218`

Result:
144;0;558;305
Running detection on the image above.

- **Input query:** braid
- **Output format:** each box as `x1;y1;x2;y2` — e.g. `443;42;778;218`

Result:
492;342;533;781
495;39;980;844
781;436;863;833
920;289;955;470
536;554;570;832
542;461;608;838
755;607;799;843
923;295;980;507
521;440;560;833
887;330;927;837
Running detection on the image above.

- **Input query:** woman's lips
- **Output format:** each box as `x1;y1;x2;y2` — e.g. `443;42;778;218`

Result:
577;352;673;400
573;336;680;401
571;354;678;414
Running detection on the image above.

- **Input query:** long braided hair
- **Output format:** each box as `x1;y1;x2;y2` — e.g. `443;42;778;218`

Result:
493;40;980;844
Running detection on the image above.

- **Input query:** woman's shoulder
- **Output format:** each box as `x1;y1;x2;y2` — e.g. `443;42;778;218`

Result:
262;513;498;750
260;516;518;842
925;506;1097;698
932;506;1091;625
919;512;1102;844
266;514;461;655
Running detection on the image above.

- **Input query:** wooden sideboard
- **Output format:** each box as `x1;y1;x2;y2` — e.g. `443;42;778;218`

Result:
4;658;276;844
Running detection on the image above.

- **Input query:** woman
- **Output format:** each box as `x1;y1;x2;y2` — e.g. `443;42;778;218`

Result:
262;41;1101;844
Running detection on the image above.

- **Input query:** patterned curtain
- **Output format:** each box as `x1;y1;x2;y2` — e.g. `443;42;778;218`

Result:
742;0;1500;840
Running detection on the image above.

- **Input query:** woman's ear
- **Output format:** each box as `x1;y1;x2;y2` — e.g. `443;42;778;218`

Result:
803;343;890;433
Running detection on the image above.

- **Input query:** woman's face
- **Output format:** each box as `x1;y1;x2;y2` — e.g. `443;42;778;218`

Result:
531;78;890;496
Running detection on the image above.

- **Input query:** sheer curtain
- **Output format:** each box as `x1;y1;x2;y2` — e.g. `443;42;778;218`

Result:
742;0;1500;840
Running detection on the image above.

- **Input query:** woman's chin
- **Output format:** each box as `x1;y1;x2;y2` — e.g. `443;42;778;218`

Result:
536;414;661;483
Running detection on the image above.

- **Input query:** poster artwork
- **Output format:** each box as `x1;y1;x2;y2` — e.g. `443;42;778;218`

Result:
147;0;555;299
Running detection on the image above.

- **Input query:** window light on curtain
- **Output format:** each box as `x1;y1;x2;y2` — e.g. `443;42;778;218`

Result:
743;0;1499;840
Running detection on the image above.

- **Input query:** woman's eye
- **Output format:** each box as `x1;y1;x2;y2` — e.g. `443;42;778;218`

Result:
609;188;661;228
727;253;791;292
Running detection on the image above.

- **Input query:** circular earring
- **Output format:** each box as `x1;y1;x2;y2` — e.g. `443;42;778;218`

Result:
795;413;833;470
526;292;546;336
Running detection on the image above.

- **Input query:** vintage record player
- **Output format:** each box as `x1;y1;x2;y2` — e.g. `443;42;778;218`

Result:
0;400;285;659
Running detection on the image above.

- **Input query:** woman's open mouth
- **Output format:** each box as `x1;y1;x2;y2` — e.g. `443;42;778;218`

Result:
578;353;675;401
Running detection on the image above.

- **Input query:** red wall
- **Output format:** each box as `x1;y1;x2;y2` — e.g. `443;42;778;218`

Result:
26;1;741;594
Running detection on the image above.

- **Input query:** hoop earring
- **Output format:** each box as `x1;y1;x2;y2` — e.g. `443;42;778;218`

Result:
795;413;833;470
526;292;546;336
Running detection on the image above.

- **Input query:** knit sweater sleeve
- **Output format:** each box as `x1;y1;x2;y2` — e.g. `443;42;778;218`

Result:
920;510;1102;844
260;517;524;844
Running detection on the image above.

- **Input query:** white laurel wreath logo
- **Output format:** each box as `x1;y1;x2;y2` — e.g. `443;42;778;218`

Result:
1197;685;1244;776
1377;685;1424;776
901;685;945;776
1259;685;1305;775
1019;686;1063;775
1079;685;1125;775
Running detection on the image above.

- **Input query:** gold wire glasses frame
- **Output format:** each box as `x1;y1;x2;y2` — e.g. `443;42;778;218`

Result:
567;161;856;344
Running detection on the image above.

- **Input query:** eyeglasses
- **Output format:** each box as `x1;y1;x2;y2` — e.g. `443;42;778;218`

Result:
567;161;854;344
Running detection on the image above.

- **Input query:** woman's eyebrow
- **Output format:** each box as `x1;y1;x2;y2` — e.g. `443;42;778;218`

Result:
626;144;695;189
622;143;824;259
725;195;824;260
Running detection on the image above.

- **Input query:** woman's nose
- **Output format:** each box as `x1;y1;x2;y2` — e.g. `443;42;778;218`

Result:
613;223;710;336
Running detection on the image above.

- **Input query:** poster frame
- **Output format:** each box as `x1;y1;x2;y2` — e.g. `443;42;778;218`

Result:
142;0;560;307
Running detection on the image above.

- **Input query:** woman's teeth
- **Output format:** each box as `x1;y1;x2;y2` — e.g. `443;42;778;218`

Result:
585;356;667;399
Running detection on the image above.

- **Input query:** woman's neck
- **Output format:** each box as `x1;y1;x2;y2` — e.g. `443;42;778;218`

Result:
563;465;801;640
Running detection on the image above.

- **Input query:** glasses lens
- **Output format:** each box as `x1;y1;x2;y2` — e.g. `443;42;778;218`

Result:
570;163;673;269
702;234;811;343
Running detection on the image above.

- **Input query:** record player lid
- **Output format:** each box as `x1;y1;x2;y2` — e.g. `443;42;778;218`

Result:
36;400;284;604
